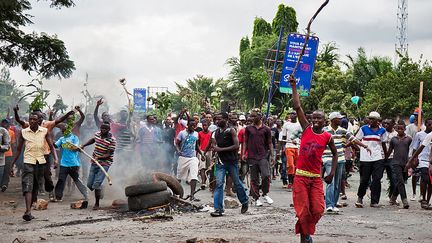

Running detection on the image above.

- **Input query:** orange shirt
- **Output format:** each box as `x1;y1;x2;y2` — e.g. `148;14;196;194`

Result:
5;129;15;157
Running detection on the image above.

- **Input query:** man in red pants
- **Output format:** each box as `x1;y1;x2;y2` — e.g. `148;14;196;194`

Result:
289;77;338;243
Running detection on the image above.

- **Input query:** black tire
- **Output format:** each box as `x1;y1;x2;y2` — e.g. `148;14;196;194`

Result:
152;172;184;198
128;190;172;211
125;181;167;197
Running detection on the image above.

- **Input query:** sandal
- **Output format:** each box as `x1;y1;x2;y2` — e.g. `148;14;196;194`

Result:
22;212;35;221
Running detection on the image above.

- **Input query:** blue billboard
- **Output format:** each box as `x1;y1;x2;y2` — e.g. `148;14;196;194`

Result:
279;33;319;96
133;88;147;112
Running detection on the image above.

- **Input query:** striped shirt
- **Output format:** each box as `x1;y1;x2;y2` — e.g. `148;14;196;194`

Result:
322;125;355;164
93;132;116;166
356;125;386;162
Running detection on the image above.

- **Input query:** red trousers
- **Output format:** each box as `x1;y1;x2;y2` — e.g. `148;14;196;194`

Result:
292;175;324;235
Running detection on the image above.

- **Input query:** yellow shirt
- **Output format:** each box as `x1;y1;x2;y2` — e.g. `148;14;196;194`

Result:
23;120;55;155
21;126;48;165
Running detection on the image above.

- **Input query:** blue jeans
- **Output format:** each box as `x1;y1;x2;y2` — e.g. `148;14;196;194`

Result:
87;164;110;191
214;161;248;211
324;162;345;208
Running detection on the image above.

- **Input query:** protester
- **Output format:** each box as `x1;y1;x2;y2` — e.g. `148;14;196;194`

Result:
175;119;203;201
53;123;89;208
243;111;274;206
386;120;412;209
279;111;302;190
210;112;248;217
14;105;65;201
81;122;116;210
323;112;370;213
94;98;128;137
408;117;432;209
198;121;212;189
1;119;15;192
382;118;397;200
12;112;56;221
355;111;386;208
289;76;338;243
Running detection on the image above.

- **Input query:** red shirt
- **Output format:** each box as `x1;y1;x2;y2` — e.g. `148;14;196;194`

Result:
297;126;332;175
238;127;247;157
198;131;212;151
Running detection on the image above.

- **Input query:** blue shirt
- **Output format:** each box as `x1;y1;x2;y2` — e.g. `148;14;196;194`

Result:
176;130;198;158
55;134;80;167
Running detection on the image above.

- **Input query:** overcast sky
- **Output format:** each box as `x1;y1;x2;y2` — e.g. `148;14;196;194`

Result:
9;0;432;111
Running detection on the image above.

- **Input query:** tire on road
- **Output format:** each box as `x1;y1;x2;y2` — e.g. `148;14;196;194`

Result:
125;181;168;197
152;172;184;198
128;190;172;211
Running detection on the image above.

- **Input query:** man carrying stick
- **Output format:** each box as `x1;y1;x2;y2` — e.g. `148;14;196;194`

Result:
81;122;116;210
289;77;338;243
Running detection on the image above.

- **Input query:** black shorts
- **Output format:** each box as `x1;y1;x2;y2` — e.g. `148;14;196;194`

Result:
419;167;431;185
22;163;45;195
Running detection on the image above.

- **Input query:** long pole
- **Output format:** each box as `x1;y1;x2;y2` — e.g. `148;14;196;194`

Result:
266;26;284;118
418;81;424;131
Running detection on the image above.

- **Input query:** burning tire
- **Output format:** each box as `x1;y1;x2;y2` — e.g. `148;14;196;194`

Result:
127;190;171;211
152;172;184;198
125;181;168;197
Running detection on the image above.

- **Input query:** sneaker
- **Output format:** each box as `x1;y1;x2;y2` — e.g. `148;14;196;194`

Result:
200;185;206;190
49;192;55;202
22;212;35;221
370;203;380;208
210;209;224;217
282;184;288;189
262;195;274;204
410;194;416;201
355;198;363;208
326;206;333;212
1;185;7;192
335;203;343;208
332;207;340;212
255;199;263;207
241;203;249;214
340;194;347;200
402;199;409;209
287;184;293;191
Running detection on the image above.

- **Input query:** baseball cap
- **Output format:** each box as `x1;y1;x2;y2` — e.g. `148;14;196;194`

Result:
328;112;344;120
239;115;246;121
367;111;381;119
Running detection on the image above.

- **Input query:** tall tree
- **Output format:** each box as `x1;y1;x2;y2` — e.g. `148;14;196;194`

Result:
0;67;28;117
0;0;75;79
271;4;298;34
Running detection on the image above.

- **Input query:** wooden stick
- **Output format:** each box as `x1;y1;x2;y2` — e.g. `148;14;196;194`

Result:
67;142;113;185
418;81;424;132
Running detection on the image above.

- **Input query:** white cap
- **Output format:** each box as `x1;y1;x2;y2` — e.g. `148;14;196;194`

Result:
239;115;246;120
328;112;344;120
368;111;381;119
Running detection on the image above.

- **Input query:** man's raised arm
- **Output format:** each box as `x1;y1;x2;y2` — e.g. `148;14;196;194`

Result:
289;76;309;130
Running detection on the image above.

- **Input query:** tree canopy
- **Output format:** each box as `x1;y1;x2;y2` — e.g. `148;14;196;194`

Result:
0;0;75;79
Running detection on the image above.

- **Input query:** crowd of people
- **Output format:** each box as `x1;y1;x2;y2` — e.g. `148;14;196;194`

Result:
0;79;431;243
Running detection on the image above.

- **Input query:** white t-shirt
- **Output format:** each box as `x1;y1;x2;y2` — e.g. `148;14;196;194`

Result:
279;122;302;148
382;130;397;159
412;131;431;168
356;125;386;162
